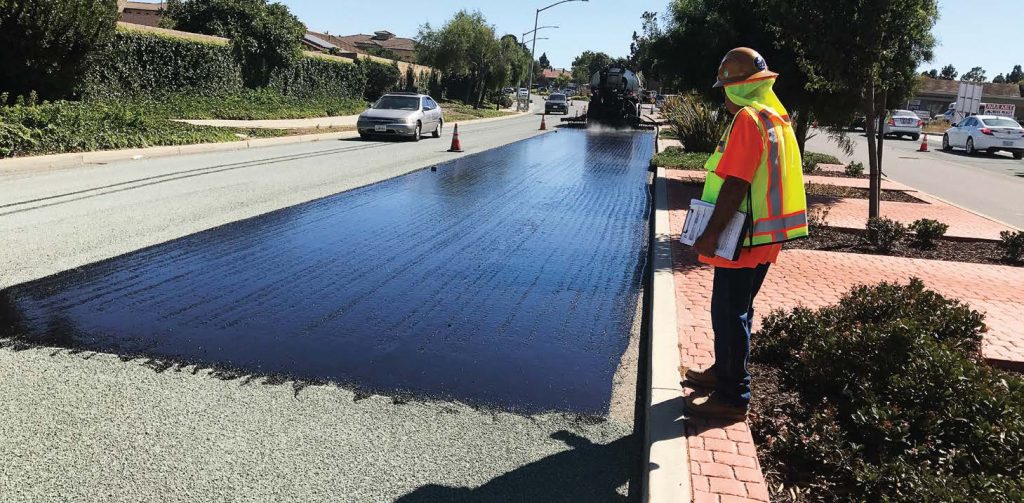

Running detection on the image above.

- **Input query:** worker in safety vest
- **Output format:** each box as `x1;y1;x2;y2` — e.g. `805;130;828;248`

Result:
684;47;808;420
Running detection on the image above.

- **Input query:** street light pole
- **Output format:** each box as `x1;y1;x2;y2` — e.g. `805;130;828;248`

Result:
525;0;587;110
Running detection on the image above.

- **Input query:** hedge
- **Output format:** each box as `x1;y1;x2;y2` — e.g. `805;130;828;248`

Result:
83;30;373;102
268;55;364;100
82;30;243;100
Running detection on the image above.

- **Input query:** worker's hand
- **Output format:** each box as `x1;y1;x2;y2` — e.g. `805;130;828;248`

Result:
693;230;720;258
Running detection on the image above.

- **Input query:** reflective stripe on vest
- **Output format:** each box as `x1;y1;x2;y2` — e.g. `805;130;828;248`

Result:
700;103;809;248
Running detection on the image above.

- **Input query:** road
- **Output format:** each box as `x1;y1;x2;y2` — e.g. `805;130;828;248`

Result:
805;130;1024;229
0;101;647;502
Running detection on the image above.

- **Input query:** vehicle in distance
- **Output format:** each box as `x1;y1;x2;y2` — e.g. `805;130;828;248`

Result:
883;109;924;140
545;93;569;115
357;92;443;141
942;115;1024;159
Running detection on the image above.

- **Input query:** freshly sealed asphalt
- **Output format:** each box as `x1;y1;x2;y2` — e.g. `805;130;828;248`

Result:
2;128;654;415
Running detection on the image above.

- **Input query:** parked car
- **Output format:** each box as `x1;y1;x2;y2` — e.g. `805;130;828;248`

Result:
883;110;924;140
545;93;569;114
942;115;1024;159
850;115;867;131
357;92;443;141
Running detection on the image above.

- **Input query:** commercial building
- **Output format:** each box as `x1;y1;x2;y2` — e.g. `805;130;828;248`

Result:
910;76;1024;120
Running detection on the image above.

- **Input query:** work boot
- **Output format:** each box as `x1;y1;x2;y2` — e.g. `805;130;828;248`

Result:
684;393;748;421
681;366;717;389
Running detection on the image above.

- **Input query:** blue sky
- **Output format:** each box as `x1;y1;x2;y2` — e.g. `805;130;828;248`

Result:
279;0;1023;79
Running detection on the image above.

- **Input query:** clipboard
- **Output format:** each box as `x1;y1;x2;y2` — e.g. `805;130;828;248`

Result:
678;199;751;261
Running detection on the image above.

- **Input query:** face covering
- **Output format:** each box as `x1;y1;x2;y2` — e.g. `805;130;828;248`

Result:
724;77;789;118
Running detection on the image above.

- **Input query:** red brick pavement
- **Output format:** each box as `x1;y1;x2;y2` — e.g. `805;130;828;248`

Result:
813;195;1011;240
665;171;1024;501
668;169;909;191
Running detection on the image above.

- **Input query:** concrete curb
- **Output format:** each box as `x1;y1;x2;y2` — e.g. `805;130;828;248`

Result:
644;167;691;503
0;110;531;174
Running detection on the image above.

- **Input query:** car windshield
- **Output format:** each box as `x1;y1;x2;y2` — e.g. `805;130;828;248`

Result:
894;110;917;117
549;94;566;102
374;96;420;111
981;117;1020;128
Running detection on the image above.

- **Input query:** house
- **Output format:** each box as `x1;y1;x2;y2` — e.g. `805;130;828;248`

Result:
306;30;417;63
118;1;165;27
911;76;1024;120
301;33;358;58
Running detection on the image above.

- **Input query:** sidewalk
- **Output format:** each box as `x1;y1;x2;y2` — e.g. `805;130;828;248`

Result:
654;143;1024;502
177;115;359;129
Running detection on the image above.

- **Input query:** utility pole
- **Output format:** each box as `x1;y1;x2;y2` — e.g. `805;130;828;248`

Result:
525;0;588;111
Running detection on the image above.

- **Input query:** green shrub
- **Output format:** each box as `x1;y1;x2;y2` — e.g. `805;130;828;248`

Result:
650;146;710;170
125;89;365;120
864;216;906;252
361;59;402;101
802;151;841;173
844;161;865;176
0;100;284;158
752;280;1021;502
0;0;118;102
998;230;1024;263
268;56;365;100
662;95;730;153
82;30;243;100
909;218;949;249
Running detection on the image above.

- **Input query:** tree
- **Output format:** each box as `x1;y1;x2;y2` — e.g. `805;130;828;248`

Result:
0;0;118;103
993;74;1007;84
416;10;501;106
571;50;612;84
538;52;551;70
922;69;938;79
554;73;570;89
939;64;958;80
962;66;986;82
1007;64;1023;83
164;0;306;88
772;0;938;218
629;11;664;87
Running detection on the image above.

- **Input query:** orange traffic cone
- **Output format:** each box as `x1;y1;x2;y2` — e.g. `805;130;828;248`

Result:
539;114;547;130
448;123;463;152
918;133;929;152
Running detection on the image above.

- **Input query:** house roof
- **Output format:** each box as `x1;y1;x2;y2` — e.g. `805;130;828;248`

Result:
303;33;339;51
542;68;571;79
917;76;1022;98
335;33;416;53
123;1;164;11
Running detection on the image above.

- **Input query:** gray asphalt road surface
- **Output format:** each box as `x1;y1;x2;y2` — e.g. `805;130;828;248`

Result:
804;130;1024;228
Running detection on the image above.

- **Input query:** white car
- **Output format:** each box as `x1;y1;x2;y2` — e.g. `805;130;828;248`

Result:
942;115;1024;159
883;110;924;140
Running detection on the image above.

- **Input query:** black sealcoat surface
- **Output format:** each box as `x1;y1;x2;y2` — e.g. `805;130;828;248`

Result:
2;129;653;414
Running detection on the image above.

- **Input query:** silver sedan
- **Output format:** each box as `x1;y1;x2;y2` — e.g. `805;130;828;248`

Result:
357;93;444;141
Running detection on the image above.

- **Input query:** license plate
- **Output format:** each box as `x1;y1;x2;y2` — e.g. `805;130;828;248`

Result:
374;125;387;132
1003;141;1014;147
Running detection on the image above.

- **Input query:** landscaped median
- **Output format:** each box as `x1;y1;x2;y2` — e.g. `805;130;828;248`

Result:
652;136;1024;502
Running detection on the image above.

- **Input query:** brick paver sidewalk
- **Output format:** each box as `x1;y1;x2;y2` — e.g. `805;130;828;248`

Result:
813;195;1011;240
664;171;1024;502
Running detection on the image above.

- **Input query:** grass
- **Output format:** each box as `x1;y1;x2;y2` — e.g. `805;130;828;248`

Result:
659;129;679;139
650;146;710;170
0;99;289;159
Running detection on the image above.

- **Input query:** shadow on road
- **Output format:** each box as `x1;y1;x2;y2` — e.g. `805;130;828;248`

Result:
395;431;637;503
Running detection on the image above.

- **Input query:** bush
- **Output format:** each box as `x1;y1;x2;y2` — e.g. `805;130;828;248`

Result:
164;0;306;87
844;161;865;176
361;59;402;101
998;230;1024;263
82;30;243;100
752;280;1022;502
0;0;118;102
0;99;283;158
864;216;906;252
127;89;365;120
268;55;365;100
650;146;711;170
662;94;730;153
909;218;949;249
802;151;841;173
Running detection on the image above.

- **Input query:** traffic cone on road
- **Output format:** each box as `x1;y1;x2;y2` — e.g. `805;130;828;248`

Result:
540;114;547;130
918;133;929;152
448;123;464;153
